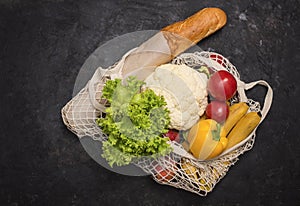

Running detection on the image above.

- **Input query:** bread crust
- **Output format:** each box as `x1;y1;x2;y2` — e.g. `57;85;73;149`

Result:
161;8;227;56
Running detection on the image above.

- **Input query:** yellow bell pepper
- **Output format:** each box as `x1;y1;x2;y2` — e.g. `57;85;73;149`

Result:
186;119;228;160
207;134;228;160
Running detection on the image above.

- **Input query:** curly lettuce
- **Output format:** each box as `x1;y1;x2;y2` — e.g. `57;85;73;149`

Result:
96;76;172;167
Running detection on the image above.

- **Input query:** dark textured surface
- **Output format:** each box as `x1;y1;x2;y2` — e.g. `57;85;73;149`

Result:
0;0;299;205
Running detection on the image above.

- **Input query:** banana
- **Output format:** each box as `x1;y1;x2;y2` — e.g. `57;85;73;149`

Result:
225;111;261;150
220;102;249;137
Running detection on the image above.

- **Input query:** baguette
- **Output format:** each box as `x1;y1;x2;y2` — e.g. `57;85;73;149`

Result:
120;8;227;76
161;8;227;56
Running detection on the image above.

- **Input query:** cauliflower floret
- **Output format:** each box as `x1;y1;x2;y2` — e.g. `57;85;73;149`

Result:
144;63;208;130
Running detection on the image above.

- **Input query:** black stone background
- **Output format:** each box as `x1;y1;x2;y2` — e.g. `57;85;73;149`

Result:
0;0;299;205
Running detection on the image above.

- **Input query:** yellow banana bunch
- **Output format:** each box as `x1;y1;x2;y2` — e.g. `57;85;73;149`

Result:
220;102;249;137
225;111;261;150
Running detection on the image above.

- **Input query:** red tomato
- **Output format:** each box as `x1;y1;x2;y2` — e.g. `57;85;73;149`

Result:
207;70;237;101
165;129;180;143
205;101;229;123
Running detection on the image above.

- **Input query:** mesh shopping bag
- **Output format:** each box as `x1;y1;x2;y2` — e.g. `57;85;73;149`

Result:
61;50;273;196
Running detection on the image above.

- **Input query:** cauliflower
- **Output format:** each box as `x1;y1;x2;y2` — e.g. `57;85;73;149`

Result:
144;63;208;130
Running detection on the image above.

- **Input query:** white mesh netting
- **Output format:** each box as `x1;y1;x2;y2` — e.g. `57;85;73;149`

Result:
61;51;272;196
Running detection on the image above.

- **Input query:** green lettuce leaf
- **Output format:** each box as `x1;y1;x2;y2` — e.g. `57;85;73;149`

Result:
96;76;172;167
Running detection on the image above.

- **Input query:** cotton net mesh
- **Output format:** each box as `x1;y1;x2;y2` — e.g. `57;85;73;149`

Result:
61;51;268;196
